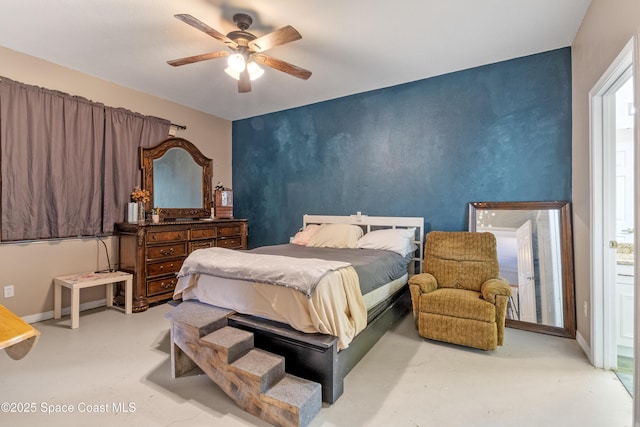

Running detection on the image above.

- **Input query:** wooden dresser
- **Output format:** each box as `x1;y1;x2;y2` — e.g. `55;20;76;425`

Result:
115;219;248;312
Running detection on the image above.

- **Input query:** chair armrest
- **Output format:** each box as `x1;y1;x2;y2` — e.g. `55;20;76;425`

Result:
481;278;511;304
408;273;437;324
408;273;438;294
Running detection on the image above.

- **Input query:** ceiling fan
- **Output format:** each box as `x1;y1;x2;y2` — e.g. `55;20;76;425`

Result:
167;13;312;93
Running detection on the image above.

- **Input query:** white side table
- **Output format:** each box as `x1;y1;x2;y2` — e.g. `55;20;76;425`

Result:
54;271;133;329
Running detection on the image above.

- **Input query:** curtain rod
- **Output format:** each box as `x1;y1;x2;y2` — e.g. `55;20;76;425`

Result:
170;123;187;130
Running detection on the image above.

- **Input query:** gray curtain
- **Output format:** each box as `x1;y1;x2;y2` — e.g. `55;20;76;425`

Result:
102;107;170;233
1;78;105;241
0;77;171;240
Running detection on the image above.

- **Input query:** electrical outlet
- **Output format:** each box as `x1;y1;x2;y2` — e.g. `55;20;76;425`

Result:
3;285;14;298
583;301;588;318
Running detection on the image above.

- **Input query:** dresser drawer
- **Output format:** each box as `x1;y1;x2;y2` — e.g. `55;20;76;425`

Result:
148;230;187;243
217;237;242;249
189;240;215;253
147;259;184;278
218;225;242;237
147;277;178;297
147;242;187;260
191;227;217;240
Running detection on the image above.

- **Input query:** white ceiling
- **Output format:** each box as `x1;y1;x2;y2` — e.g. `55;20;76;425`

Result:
0;0;591;121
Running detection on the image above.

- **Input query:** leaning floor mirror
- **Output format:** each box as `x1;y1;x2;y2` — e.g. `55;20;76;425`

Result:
468;201;576;338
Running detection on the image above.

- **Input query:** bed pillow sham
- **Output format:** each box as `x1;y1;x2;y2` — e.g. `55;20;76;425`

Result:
291;224;321;246
306;223;364;249
356;227;417;257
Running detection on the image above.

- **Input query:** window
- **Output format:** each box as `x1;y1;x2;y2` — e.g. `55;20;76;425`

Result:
0;77;169;241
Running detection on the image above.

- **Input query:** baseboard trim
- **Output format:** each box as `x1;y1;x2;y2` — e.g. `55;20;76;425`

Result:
575;330;593;365
22;299;107;324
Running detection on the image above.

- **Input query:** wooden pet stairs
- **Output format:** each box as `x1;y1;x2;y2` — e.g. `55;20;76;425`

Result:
166;300;322;427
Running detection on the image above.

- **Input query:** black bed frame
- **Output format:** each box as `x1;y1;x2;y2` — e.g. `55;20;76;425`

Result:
171;214;422;404
227;285;412;403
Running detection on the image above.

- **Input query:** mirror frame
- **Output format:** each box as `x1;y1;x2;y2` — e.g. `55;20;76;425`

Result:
141;137;212;219
468;201;576;338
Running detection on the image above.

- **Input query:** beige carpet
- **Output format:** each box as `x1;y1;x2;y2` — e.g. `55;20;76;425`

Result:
0;303;632;426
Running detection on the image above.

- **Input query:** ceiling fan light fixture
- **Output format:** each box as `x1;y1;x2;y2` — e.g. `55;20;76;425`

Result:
227;53;246;72
247;61;264;80
224;61;264;81
224;66;240;80
169;13;311;93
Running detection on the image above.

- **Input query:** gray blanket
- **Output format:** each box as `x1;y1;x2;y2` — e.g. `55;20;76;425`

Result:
176;247;350;297
250;244;410;295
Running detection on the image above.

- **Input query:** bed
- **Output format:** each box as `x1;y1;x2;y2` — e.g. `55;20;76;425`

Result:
170;213;423;403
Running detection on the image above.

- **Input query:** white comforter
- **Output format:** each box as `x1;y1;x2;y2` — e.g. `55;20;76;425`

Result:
176;247;350;296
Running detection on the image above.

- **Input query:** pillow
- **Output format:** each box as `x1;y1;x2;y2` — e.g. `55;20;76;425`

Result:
291;224;320;246
306;223;364;249
356;228;417;257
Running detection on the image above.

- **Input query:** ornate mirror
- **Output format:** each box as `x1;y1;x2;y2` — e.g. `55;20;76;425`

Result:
141;137;212;219
468;201;576;338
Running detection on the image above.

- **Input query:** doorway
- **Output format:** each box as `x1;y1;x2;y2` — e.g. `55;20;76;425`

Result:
590;38;636;398
611;70;635;395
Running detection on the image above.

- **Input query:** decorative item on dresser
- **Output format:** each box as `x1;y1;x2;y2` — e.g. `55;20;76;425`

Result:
115;219;248;312
214;187;233;219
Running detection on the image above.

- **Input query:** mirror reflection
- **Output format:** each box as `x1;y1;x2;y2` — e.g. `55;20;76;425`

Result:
141;137;212;219
475;208;563;327
154;148;203;209
468;201;575;338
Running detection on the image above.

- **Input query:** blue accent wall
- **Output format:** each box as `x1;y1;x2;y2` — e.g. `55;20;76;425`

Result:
233;48;571;248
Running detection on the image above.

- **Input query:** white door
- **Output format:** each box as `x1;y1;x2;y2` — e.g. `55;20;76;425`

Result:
516;220;536;323
616;83;635;244
613;75;635;365
616;139;634;242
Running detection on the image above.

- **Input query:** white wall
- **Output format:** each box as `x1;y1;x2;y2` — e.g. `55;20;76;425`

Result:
572;0;640;347
0;46;232;318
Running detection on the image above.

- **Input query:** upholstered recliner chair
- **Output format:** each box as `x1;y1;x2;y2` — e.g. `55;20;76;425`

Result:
408;231;511;351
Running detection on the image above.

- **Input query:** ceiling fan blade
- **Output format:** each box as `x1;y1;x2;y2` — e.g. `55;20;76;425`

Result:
167;51;229;67
238;69;251;93
174;14;237;48
253;54;312;80
248;25;302;52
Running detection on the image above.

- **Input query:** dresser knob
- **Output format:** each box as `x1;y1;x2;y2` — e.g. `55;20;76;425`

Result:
160;247;175;255
160;281;175;289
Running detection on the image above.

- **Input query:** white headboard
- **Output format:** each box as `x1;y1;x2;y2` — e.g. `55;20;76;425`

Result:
302;213;424;275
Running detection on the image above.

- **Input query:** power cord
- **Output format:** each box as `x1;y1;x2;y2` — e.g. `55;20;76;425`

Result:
95;234;116;273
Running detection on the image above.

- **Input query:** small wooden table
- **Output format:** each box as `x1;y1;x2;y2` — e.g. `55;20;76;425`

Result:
0;304;40;360
54;271;133;329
